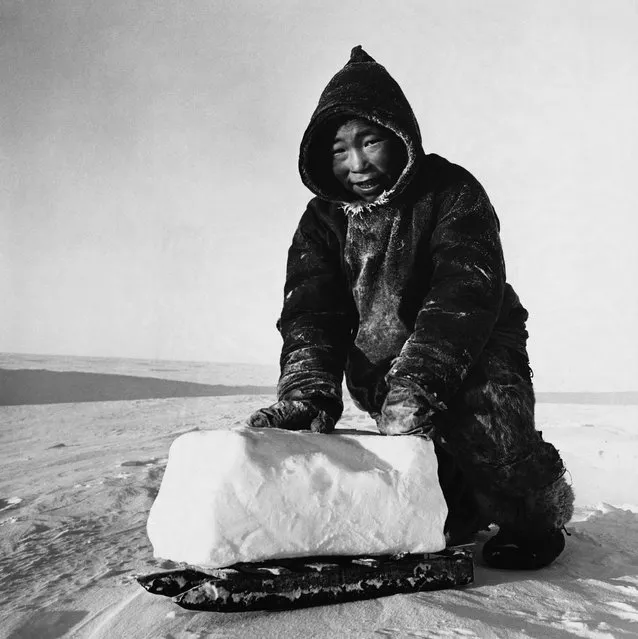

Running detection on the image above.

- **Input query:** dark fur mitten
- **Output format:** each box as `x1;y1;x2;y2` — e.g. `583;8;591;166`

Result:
247;400;336;434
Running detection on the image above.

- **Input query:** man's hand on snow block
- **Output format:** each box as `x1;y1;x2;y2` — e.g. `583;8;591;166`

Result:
377;380;436;437
247;399;337;434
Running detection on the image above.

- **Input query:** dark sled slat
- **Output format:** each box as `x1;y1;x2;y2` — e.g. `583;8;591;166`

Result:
137;548;473;612
137;568;229;597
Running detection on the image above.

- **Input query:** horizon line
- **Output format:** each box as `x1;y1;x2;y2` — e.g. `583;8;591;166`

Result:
1;351;637;396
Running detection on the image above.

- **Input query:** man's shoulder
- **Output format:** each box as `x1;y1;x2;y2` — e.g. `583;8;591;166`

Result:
304;196;342;214
420;153;485;193
302;196;347;225
296;196;347;242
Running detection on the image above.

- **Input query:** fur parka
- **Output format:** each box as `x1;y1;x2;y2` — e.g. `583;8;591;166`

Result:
277;46;530;422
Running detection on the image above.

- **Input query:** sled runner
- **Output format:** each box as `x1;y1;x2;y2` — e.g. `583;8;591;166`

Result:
137;547;473;612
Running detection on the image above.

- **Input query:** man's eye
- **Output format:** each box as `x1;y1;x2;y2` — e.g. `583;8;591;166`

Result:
332;148;345;155
364;138;383;147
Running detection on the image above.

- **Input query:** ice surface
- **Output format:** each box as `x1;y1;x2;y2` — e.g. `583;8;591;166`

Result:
3;354;638;637
147;426;448;568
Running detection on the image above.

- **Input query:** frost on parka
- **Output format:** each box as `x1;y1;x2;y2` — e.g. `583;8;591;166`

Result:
277;45;530;420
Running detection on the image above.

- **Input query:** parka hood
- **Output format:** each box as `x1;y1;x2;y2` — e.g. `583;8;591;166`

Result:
299;46;424;206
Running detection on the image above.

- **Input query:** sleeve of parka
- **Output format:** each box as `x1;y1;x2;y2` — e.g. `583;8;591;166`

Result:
386;174;506;409
276;200;355;418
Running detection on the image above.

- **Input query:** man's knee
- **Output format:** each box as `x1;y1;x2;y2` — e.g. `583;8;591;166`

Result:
434;349;536;457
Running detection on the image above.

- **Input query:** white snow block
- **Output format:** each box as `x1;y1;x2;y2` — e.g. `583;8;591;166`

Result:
147;426;448;568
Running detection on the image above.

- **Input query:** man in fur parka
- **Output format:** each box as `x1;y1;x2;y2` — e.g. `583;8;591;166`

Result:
249;46;574;570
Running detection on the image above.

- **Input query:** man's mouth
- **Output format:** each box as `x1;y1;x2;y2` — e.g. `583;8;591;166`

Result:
352;178;382;192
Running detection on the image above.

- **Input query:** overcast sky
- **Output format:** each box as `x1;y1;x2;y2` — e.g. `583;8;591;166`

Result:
1;0;637;391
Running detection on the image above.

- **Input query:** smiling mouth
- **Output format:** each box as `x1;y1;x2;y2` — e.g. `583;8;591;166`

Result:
352;179;382;191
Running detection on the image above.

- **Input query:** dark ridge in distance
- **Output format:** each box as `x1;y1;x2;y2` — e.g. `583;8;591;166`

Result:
0;369;276;406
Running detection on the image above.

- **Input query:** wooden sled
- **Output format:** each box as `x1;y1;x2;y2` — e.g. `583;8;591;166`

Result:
136;547;473;612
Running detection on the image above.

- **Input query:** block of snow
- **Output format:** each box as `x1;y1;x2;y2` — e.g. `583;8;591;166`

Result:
147;426;448;568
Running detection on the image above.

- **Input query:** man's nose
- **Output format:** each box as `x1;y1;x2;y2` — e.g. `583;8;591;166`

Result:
347;148;368;172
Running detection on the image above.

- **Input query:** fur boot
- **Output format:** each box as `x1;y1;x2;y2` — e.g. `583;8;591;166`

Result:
476;475;574;535
478;476;575;569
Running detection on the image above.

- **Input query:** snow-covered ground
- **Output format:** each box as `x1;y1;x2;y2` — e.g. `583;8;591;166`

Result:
1;355;637;638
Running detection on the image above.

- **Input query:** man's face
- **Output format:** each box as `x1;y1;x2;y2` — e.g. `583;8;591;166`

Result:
331;119;406;202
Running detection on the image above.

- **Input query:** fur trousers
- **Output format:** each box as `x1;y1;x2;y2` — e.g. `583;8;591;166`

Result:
432;345;574;539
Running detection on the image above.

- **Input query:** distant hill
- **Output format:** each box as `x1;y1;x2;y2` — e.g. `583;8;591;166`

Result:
0;368;276;406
